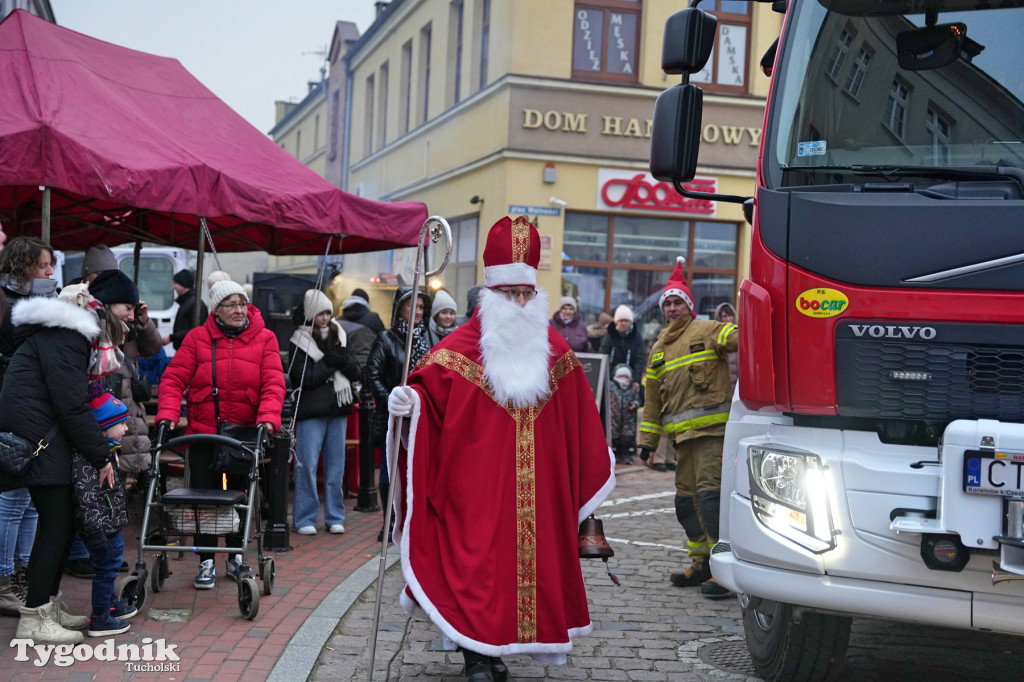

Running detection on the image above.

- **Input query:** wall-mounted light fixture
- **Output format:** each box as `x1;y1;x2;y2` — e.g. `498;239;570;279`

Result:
470;195;484;206
549;197;568;208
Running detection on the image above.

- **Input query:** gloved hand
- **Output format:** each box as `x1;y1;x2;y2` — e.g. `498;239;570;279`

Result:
323;347;346;368
387;385;418;417
639;448;651;461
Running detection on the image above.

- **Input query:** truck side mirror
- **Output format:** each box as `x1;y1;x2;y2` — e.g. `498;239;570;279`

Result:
650;84;703;182
661;8;718;74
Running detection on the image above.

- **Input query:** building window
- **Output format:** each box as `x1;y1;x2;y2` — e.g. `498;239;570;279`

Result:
571;1;640;84
478;0;490;91
883;79;910;140
314;114;320;151
926;107;952;164
445;215;479;307
418;23;432;124
826;28;854;81
448;1;464;107
401;40;413;134
562;212;739;347
364;74;374;156
843;46;871;98
377;61;389;149
328;90;339;161
295;130;302;159
690;1;751;93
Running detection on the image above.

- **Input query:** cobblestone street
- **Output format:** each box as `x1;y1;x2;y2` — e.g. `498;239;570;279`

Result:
312;467;1024;681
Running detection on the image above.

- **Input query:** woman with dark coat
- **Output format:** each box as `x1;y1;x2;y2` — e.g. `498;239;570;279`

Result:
0;296;115;644
599;305;647;392
550;296;589;352
288;290;361;536
362;286;435;540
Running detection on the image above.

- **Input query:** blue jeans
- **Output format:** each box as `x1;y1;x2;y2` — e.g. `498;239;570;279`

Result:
69;533;89;561
82;531;125;619
293;417;348;528
0;488;37;576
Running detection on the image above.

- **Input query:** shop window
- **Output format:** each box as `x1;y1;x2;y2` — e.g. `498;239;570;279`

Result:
562;212;740;347
445;216;479;308
690;0;751;94
571;1;641;84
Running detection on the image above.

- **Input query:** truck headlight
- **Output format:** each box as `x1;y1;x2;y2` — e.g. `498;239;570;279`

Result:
748;446;835;553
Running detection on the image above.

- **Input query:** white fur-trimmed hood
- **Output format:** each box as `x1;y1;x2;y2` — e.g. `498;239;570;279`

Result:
11;296;102;342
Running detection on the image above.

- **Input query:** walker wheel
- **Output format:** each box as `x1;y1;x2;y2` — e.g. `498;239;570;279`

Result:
151;554;170;592
239;577;260;620
115;573;149;612
260;557;275;595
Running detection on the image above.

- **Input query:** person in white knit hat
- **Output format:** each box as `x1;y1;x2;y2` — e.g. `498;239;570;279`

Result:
428;289;459;340
156;277;285;590
288;290;360;535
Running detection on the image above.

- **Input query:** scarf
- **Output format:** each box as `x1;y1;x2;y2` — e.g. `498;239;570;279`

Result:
289;321;352;407
85;301;124;380
215;316;250;338
429;317;457;340
393;316;432;368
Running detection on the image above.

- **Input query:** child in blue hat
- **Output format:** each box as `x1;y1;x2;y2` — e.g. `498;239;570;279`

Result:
74;386;135;637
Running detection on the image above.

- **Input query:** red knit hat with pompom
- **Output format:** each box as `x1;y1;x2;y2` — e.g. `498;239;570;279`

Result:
659;257;696;318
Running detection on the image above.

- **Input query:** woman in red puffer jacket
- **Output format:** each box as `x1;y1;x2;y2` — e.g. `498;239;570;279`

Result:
156;279;284;590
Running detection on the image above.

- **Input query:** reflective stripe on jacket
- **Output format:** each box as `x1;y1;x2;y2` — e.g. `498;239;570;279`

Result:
638;317;737;450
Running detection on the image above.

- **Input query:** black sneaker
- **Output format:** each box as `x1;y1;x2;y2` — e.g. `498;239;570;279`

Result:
701;578;732;600
65;558;96;579
87;612;130;637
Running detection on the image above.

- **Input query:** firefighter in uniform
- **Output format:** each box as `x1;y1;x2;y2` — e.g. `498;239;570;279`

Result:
638;257;738;599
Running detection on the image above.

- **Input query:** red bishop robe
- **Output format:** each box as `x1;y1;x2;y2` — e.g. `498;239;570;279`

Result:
388;313;616;658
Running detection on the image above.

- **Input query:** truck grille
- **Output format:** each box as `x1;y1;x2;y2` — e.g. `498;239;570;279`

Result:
834;322;1024;423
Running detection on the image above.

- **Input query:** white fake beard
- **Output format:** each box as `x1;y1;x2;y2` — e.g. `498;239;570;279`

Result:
477;287;552;407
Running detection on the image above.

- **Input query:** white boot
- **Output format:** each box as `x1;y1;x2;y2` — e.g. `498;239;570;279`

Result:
15;602;85;644
50;592;89;631
0;575;23;617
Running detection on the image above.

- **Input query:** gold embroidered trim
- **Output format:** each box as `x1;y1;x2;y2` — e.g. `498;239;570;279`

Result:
510;217;530;264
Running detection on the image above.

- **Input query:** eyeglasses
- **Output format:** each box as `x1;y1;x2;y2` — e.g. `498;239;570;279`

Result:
495;287;537;301
218;302;247;310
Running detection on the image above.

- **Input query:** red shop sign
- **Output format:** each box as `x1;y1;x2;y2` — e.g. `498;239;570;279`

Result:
599;172;716;215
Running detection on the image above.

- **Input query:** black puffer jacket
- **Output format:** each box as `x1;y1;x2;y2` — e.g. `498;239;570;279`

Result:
169;288;208;350
599;320;647;385
0;297;112;491
362;287;436;447
289;321;361;421
342;302;385;334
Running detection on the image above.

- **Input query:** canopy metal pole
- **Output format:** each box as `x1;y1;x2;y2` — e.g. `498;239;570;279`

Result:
132;239;142;285
192;218;207;328
41;186;51;244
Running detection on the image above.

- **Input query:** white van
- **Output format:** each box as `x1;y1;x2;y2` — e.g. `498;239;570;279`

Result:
61;247;189;356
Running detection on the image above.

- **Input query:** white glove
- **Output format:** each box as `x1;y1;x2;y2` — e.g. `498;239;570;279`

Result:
387;385;418;417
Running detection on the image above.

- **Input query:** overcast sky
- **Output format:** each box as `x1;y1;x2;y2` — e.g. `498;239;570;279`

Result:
55;1;380;135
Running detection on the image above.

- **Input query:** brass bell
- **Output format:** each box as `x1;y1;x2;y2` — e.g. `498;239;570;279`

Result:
578;514;614;559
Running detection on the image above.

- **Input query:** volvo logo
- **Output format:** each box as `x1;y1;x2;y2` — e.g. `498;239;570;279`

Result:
849;324;937;340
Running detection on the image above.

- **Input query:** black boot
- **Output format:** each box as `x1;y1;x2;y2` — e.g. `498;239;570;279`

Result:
462;649;494;682
490;656;509;681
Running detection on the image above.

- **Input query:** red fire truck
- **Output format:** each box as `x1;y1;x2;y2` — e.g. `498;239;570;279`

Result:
651;1;1024;679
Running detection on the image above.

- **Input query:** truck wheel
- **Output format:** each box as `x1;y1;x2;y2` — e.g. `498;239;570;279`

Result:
741;595;851;682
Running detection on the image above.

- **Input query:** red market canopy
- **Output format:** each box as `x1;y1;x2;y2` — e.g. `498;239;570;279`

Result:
0;9;425;254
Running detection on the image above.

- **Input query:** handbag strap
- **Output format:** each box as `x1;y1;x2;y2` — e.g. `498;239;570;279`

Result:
209;329;221;423
33;423;60;457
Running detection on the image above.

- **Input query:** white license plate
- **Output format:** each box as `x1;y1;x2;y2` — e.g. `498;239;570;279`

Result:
964;450;1024;497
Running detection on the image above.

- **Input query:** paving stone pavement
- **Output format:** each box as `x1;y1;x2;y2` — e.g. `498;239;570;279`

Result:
312;467;1024;682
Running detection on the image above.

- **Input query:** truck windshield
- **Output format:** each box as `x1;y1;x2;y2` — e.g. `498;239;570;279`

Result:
767;0;1024;187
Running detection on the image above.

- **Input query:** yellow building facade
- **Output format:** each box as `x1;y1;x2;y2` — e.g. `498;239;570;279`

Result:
341;0;781;339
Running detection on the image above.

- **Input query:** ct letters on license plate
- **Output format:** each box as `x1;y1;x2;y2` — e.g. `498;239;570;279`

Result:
963;450;1024;497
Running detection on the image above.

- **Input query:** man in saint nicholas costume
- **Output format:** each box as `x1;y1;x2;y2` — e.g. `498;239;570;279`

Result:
387;215;616;682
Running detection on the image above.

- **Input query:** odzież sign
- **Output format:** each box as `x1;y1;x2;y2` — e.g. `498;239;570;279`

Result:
597;169;717;217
